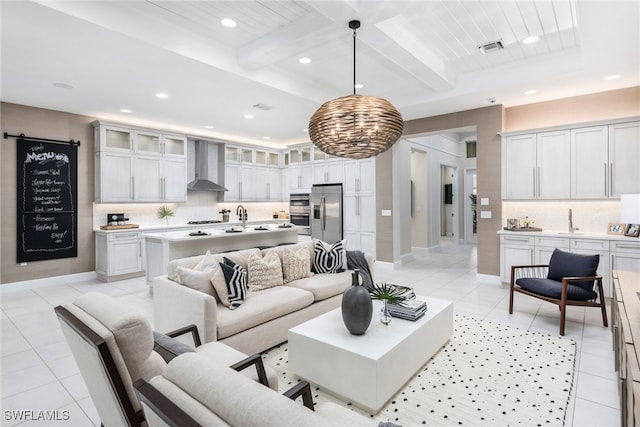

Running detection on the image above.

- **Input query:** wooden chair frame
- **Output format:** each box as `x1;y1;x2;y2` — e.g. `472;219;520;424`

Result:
508;264;608;336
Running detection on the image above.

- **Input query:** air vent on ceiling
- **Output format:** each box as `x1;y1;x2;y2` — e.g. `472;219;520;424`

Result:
253;103;273;111
478;40;504;54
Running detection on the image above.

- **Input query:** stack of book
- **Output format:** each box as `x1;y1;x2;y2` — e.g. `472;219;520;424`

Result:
388;298;427;321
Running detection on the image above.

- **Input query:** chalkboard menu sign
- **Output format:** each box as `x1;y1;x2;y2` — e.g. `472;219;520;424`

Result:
17;139;77;262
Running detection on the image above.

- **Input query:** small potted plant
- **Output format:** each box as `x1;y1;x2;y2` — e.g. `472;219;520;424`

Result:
157;205;174;226
369;282;408;325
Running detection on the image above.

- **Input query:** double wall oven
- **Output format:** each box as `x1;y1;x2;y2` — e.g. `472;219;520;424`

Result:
289;193;310;235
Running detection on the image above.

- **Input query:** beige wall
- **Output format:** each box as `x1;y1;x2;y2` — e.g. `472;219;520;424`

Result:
505;86;640;131
395;105;504;275
1;102;95;284
375;149;394;262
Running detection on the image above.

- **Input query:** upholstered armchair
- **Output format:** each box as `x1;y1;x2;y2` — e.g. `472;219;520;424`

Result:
55;292;277;427
135;352;378;427
508;248;608;336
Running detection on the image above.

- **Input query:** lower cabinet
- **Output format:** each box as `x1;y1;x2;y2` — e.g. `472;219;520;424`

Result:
95;231;144;281
500;234;534;281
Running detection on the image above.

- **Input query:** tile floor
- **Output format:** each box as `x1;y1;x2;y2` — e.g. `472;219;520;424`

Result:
1;242;619;426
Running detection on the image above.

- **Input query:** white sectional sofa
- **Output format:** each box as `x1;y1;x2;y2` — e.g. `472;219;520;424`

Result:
153;240;374;354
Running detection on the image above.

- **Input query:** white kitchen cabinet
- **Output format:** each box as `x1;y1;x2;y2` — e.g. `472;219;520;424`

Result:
344;159;375;194
534;236;570;264
344;230;376;256
225;164;254;201
95;152;134;202
93;122;187;203
95;231;144;281
500;234;535;282
289;164;313;191
503;134;536;199
502;131;570;199
609;121;640;197
571;238;611;296
536;130;571;199
571;126;609;199
313;162;343;184
611;240;640;273
254;167;282;201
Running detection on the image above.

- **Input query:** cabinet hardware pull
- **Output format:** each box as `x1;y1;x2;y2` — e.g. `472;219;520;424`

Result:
532;168;536;197
131;176;135;199
610;162;614;195
615;245;640;250
604;163;608;196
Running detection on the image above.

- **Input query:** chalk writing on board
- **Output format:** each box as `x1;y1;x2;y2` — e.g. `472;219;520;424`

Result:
17;139;77;262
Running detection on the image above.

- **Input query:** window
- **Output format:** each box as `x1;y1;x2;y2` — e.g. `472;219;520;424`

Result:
466;141;477;158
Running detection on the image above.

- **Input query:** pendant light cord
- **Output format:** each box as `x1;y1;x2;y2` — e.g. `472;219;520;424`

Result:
353;25;357;95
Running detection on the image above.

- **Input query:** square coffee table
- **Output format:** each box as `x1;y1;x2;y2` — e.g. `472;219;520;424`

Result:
288;297;453;413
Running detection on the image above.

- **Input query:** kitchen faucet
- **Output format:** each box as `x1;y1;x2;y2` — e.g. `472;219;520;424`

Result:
236;205;247;228
568;208;578;233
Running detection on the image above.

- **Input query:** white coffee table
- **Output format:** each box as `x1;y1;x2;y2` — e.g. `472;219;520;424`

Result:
288;297;453;413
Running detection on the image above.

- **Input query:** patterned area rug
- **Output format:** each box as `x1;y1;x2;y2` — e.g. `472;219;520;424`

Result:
261;315;576;426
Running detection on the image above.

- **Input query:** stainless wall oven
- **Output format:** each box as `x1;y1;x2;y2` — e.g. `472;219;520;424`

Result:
289;193;310;235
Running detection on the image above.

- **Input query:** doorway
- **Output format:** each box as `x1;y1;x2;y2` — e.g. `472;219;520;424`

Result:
464;169;477;243
440;165;456;239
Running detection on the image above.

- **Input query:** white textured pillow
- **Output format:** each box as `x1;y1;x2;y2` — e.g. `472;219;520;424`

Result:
282;247;312;283
176;266;216;297
194;250;217;271
247;252;284;291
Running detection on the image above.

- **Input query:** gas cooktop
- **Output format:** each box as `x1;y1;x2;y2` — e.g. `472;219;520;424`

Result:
187;220;223;224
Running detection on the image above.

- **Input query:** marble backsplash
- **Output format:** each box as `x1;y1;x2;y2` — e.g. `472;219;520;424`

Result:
93;190;288;229
502;200;622;233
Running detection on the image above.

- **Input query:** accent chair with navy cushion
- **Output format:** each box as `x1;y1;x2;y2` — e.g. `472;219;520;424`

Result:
508;248;608;336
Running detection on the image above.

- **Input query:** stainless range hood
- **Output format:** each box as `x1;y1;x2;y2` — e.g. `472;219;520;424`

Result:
187;140;227;192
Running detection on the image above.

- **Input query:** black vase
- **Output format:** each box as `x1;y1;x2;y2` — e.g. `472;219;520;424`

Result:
341;269;373;335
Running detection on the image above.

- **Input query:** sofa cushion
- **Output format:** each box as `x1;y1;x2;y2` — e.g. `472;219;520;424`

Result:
247;252;284;291
313;239;346;273
216;286;314;339
167;255;204;282
219;257;248;309
281;247;313;283
547;248;599;291
262;240;315;266
175;266;219;299
516;277;598;301
162;352;331;426
288;270;351;301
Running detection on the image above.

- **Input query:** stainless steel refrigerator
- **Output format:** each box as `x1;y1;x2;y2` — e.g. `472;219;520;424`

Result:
310;183;343;243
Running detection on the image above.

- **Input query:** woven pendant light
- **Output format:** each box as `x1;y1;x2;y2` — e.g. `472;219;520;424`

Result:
308;20;404;159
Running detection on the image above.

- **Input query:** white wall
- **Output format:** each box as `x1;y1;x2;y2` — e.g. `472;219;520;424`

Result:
410;149;428;249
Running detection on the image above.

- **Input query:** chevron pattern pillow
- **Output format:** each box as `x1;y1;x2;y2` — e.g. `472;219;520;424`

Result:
313;239;346;274
219;257;247;309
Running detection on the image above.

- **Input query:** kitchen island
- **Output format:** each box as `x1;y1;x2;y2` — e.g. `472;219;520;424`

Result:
143;224;299;284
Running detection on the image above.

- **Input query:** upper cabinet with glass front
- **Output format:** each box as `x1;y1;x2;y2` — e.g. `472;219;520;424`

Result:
93;121;187;203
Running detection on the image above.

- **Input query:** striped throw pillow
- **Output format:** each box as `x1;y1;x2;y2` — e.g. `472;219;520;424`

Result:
313;239;346;274
219;257;247;309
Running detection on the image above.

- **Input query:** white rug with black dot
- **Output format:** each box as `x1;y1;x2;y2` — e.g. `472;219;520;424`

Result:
262;314;576;426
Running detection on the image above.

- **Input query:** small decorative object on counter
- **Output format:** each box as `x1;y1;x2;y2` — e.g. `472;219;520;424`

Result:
219;209;230;222
341;269;373;335
369;282;409;325
157;205;174;226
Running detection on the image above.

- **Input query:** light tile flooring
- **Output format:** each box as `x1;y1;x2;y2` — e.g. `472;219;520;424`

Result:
1;242;619;426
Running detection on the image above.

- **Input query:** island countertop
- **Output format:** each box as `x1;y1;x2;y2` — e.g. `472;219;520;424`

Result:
143;224;299;284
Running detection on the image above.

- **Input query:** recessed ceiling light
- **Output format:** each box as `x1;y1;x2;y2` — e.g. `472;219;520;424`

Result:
605;74;621;80
303;128;309;133
204;125;214;129
263;136;271;140
522;35;539;44
120;109;133;113
221;18;237;28
155;92;168;99
53;82;73;90
244;114;254;119
299;57;311;64
524;89;537;95
354;83;364;89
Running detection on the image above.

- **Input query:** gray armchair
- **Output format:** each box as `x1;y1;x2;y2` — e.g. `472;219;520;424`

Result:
508;248;608;336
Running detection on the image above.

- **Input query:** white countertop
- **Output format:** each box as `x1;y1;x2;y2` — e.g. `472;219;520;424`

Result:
94;219;289;234
142;223;296;242
498;228;640;242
